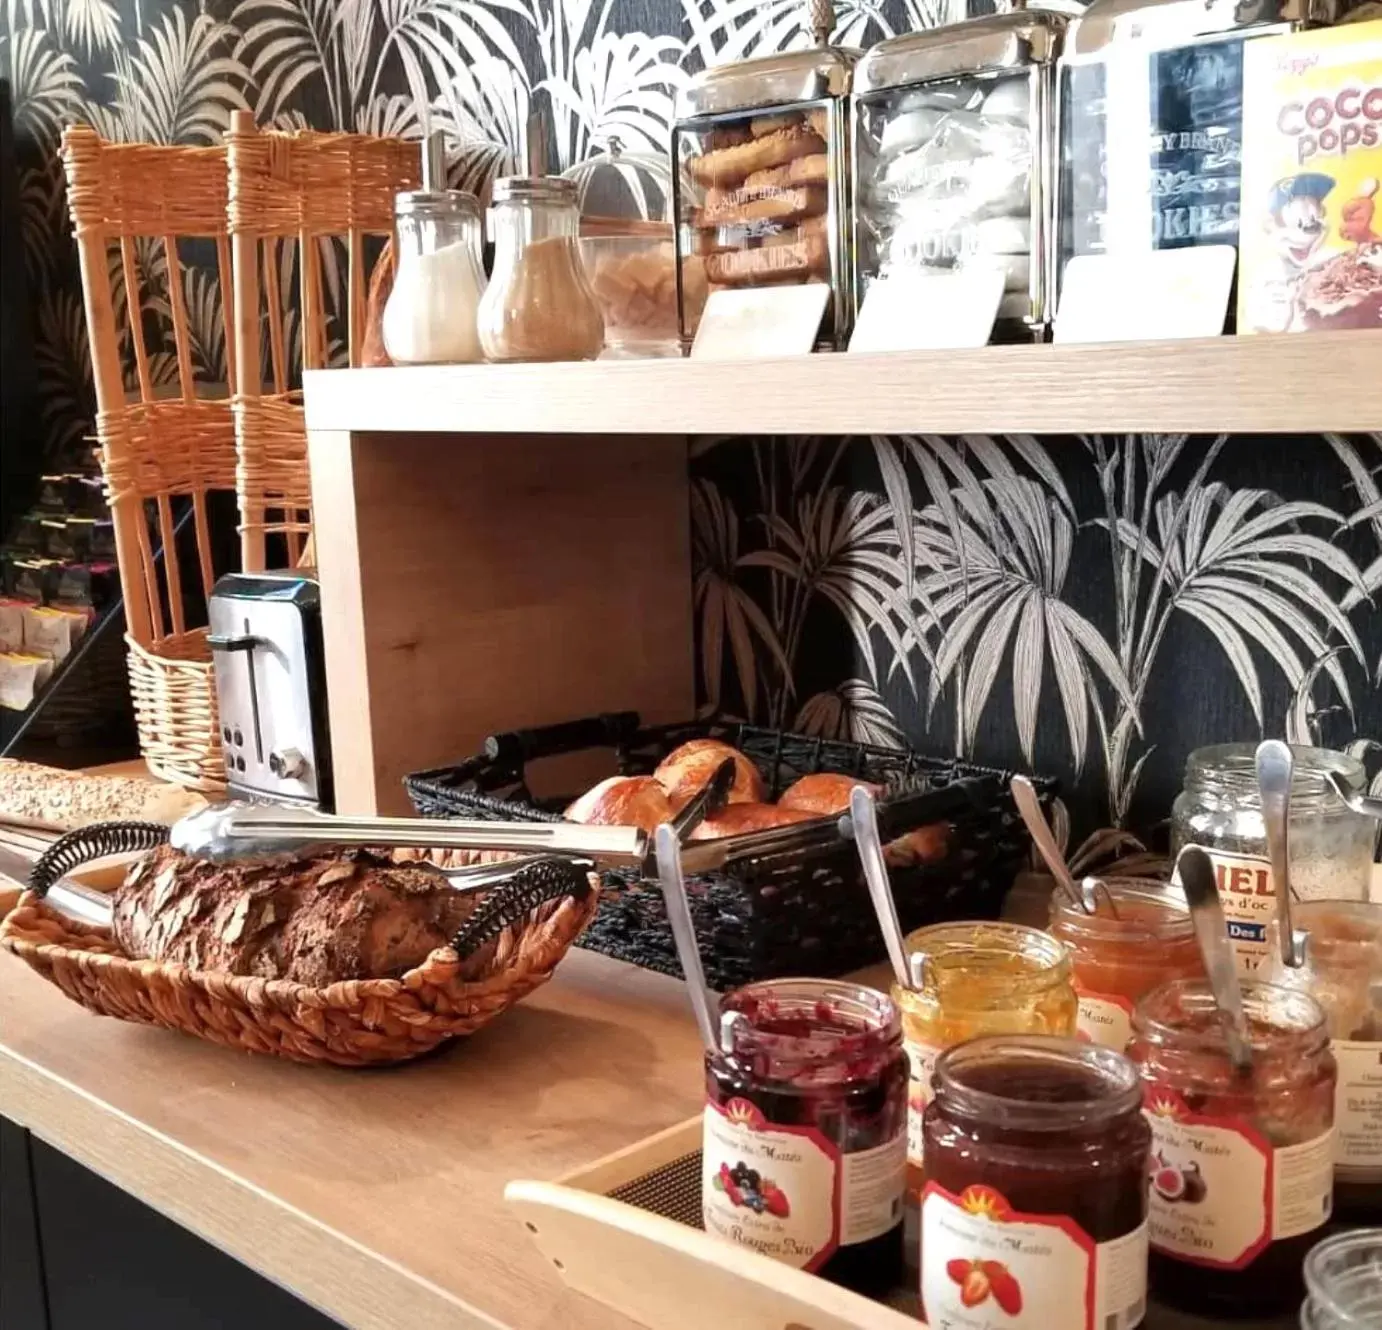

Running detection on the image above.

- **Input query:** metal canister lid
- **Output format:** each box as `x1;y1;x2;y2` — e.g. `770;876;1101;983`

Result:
676;47;857;119
491;175;579;205
855;9;1069;93
1064;0;1338;59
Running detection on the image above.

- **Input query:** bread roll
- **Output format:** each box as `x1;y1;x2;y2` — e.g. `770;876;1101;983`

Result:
778;772;882;816
883;822;951;868
112;846;478;985
689;802;820;840
565;775;674;832
653;740;766;810
0;759;206;832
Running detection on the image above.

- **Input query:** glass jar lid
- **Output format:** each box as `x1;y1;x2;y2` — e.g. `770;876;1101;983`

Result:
855;9;1068;95
395;188;481;220
561;138;674;226
491;175;578;206
677;46;857;119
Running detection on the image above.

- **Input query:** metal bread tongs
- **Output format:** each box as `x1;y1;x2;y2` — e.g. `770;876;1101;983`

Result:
168;755;739;874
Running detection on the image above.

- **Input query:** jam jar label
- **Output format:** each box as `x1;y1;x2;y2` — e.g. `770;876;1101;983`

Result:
920;1182;1148;1330
1332;1040;1382;1175
1072;982;1135;1052
1171;849;1273;975
1143;1085;1333;1269
906;1038;943;1167
702;1097;903;1271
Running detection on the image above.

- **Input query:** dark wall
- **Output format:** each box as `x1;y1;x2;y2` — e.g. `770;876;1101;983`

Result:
0;0;1378;846
0;1117;340;1330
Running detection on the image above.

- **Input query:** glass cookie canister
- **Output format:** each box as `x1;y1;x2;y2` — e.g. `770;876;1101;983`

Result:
1056;0;1343;324
853;5;1069;343
671;0;856;349
1171;743;1374;976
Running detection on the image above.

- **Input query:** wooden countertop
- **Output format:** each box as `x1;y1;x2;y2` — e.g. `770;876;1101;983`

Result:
0;943;706;1330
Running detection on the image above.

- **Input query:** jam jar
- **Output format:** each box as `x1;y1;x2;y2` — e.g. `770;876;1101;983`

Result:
1171;743;1373;976
895;921;1077;1268
703;978;907;1296
1049;879;1204;1051
1129;978;1337;1318
1300;1229;1382;1329
1265;900;1382;1222
921;1035;1152;1330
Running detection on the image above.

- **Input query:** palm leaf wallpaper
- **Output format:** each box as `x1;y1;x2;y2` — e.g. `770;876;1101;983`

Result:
2;0;1379;844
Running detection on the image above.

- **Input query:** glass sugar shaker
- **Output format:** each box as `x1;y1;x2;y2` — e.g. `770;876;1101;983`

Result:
476;176;604;363
381;131;486;365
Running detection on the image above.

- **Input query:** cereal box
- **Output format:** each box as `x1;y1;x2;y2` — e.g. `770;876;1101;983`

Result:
1239;21;1382;334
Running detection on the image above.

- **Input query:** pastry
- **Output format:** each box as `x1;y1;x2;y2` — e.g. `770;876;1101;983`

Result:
112;846;480;985
693;184;827;230
687;126;827;190
653;739;766;809
882;822;951;869
701;124;754;153
743;153;830;193
778;772;882;816
564;775;675;832
362;239;395;367
0;758;206;832
688;802;821;840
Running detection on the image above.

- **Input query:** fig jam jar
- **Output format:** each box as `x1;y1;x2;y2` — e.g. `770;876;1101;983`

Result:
921;1035;1152;1330
702;978;907;1295
1129;979;1337;1318
1049;880;1204;1052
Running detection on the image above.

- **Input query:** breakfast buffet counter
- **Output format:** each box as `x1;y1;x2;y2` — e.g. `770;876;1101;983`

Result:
0;939;705;1330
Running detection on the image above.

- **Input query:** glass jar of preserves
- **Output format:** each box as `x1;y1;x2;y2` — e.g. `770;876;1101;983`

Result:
1171;743;1373;976
476;176;604;362
1129;978;1337;1318
1300;1229;1382;1330
895;921;1077;1266
1050;879;1204;1051
702;977;907;1296
921;1035;1151;1330
1265;900;1382;1221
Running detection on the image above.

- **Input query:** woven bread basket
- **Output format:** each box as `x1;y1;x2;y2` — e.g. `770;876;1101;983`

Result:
0;855;599;1068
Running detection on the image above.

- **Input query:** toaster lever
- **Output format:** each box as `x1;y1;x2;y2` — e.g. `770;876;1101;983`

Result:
207;632;264;652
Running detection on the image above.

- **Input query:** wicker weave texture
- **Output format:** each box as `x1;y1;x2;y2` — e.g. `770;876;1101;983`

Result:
63;124;238;792
0;885;599;1067
227;118;419;569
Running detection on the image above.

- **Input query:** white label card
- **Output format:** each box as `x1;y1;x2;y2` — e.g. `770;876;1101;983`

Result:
691;283;830;360
1055;247;1237;344
849;268;1005;352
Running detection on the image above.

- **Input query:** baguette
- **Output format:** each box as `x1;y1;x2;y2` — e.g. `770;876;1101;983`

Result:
0;758;206;832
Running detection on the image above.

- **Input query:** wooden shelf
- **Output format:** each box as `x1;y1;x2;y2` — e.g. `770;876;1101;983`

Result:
304;330;1382;437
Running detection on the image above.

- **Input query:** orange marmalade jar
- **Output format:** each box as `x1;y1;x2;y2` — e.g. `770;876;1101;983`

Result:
893;921;1077;1264
1050;880;1205;1052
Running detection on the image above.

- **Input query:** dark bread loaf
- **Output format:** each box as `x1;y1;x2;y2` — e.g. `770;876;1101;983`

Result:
113;846;478;985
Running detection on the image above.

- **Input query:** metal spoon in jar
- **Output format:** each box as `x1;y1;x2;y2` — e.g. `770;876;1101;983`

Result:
1256;739;1307;969
1177;844;1253;1076
1009;775;1101;916
848;784;914;992
653;821;718;1052
1325;769;1382;823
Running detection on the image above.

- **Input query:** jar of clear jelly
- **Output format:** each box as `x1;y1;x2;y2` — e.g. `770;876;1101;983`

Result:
1300;1229;1382;1329
921;1035;1152;1330
1049;879;1204;1051
894;921;1077;1267
1171;743;1373;976
1129;978;1336;1318
1265;900;1382;1222
702;978;907;1296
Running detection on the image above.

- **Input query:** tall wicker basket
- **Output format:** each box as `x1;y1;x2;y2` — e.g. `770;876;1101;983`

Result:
227;111;418;571
63;126;239;790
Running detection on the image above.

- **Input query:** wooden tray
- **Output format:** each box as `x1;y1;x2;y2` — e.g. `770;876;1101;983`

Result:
506;1116;922;1330
507;1119;1304;1330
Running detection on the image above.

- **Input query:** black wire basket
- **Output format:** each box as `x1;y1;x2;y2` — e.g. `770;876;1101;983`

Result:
405;713;1057;990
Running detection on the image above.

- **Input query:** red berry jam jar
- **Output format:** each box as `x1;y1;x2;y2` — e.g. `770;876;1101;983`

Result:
1128;978;1336;1318
702;978;907;1296
921;1035;1151;1330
